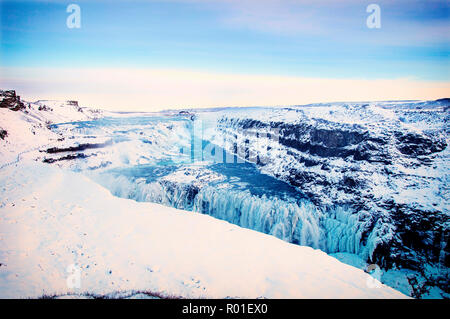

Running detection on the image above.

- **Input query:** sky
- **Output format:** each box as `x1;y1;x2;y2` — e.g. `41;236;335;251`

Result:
0;0;449;111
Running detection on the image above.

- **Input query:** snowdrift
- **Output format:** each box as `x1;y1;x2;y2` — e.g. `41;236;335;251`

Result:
0;162;407;298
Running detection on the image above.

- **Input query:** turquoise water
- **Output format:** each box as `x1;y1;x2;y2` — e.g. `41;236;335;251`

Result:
52;116;305;202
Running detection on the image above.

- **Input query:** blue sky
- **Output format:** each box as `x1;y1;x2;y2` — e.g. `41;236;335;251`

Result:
0;0;449;110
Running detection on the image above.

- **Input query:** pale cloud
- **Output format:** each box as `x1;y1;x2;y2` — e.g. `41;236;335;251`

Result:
173;0;450;45
1;67;448;112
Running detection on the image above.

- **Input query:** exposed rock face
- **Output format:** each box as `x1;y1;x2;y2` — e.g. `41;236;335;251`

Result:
42;153;91;164
0;128;7;140
66;100;82;112
66;100;79;107
44;140;112;154
0;90;26;111
178;110;196;120
38;104;53;112
395;132;447;156
208;101;449;297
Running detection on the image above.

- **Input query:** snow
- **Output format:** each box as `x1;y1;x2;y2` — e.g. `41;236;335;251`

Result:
45;116;193;171
162;166;224;186
0;108;57;166
0;162;407;299
0;100;104;167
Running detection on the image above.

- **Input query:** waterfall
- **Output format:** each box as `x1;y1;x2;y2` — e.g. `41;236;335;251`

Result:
89;171;378;258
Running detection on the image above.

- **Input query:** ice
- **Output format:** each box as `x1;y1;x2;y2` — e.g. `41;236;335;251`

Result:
193;187;323;248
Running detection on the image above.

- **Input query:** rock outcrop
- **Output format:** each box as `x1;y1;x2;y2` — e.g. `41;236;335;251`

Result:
0;128;7;140
0;90;26;111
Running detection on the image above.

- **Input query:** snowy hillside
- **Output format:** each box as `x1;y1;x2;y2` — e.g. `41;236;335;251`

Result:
0;90;104;166
0;162;406;299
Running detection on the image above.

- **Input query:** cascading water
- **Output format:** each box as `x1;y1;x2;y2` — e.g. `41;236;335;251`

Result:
88;161;373;259
193;187;323;248
53;115;377;260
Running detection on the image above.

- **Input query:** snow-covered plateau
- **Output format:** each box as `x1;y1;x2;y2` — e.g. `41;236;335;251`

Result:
2;89;448;298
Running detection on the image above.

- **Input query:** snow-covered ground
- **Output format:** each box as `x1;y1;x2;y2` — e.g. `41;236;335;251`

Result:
0;162;406;298
0;99;104;167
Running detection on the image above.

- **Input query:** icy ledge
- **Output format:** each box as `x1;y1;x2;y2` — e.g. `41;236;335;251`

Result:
0;162;407;298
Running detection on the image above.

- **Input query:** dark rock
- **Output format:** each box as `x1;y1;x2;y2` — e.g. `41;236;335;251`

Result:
177;110;196;121
395;132;446;156
0;129;7;140
44;140;112;154
38;104;53;112
66;100;79;107
342;175;358;188
0;90;25;111
66;100;83;112
43;153;90;163
435;98;450;106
